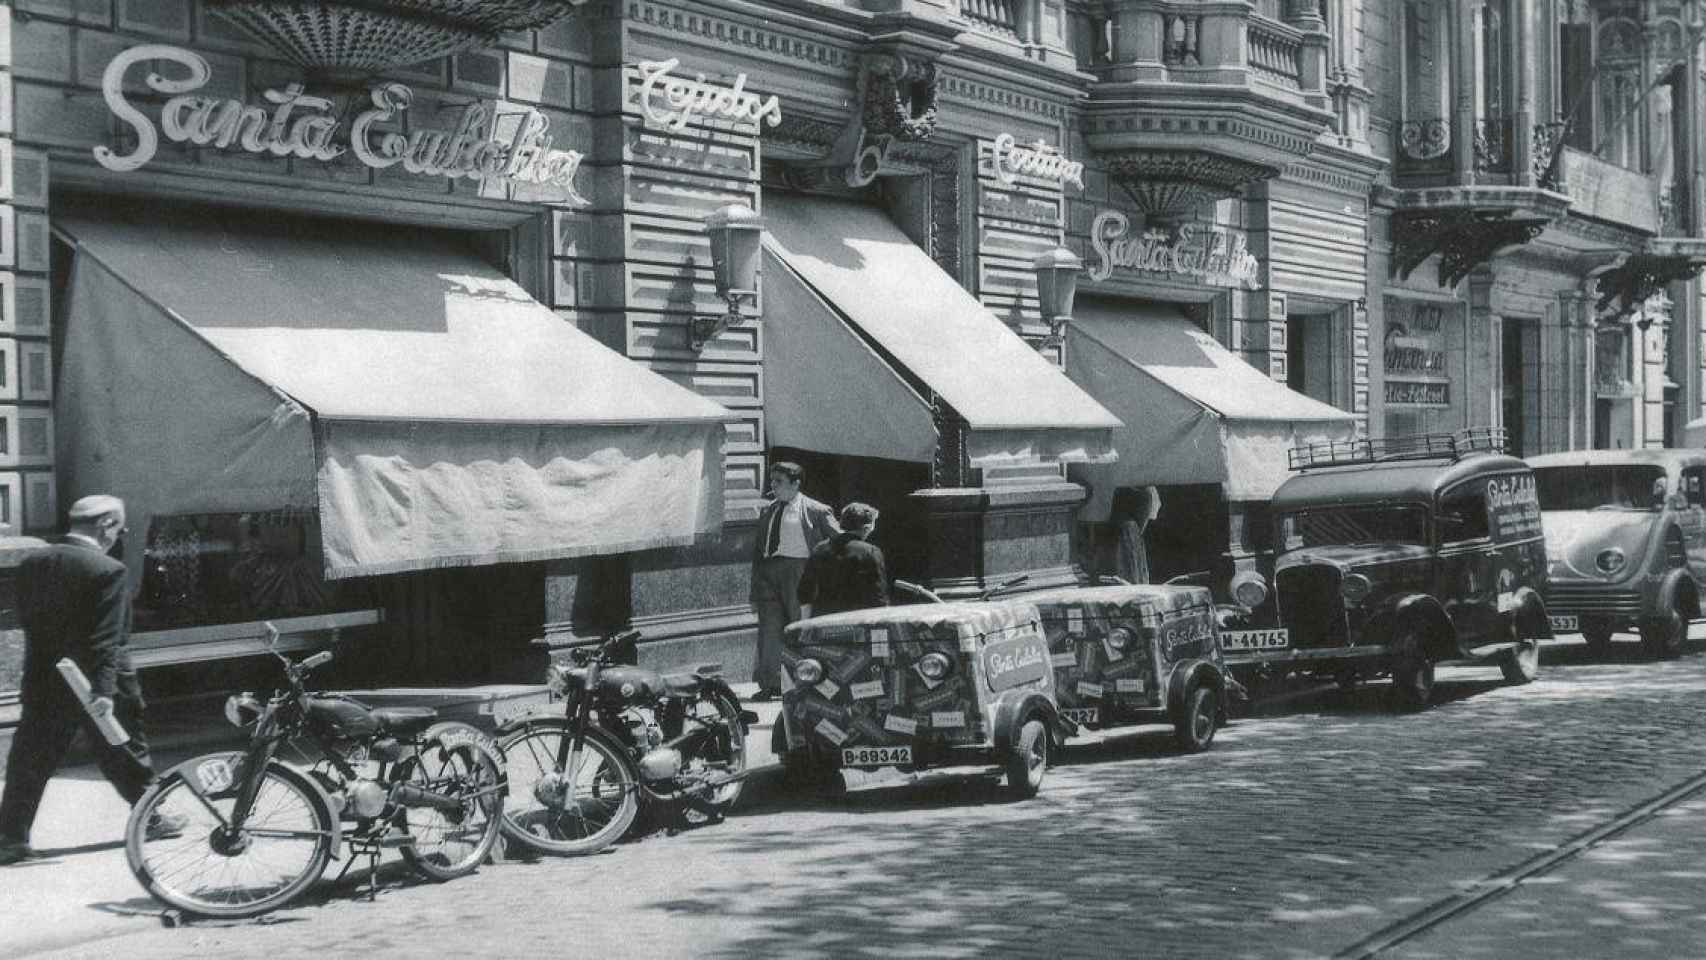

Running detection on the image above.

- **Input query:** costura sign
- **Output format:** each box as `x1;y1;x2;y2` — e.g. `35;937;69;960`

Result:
1089;211;1261;288
990;134;1084;191
93;44;588;204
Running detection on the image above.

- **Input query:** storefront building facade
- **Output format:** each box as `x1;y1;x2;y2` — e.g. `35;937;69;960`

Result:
1368;0;1706;459
8;0;1700;694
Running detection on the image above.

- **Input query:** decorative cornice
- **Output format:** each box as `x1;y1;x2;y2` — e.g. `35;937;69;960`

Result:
625;0;856;68
938;73;1073;123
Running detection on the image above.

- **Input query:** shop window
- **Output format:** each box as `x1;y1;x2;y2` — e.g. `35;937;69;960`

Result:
136;509;371;633
1438;482;1490;544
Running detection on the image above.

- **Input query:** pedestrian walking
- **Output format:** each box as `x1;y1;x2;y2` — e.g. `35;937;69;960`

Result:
1111;485;1160;585
0;495;183;865
748;462;838;701
798;502;889;617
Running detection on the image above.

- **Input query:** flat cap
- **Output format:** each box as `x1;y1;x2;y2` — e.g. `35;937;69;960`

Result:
68;494;125;522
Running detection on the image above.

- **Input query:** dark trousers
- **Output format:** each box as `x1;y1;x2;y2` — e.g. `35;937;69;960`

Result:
0;673;155;845
752;556;807;691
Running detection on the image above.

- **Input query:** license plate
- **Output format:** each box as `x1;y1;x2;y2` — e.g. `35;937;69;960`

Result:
1222;628;1290;651
1061;707;1098;725
841;745;912;768
1548;615;1578;632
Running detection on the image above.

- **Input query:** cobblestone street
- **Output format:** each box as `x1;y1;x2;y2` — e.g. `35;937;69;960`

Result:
14;637;1706;959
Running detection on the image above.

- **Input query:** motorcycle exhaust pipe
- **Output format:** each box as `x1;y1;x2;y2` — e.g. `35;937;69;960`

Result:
391;782;468;814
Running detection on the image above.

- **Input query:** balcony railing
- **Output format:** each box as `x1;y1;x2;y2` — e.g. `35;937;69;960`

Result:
958;0;1021;39
1473;115;1512;174
1247;16;1303;89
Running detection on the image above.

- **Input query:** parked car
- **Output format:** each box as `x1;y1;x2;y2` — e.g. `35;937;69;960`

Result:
1525;448;1706;659
774;600;1059;799
1023;583;1236;752
1219;429;1550;709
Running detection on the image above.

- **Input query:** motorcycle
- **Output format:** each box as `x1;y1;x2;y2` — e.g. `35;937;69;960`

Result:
125;625;507;919
495;629;757;856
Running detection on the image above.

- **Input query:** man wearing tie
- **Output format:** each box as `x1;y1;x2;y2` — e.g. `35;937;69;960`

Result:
748;461;838;701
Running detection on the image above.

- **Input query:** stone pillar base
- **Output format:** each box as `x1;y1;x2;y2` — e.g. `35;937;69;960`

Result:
908;481;1089;600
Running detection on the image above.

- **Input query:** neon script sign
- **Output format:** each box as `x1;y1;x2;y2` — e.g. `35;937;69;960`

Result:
94;45;587;204
637;58;782;131
1089;211;1261;288
991;133;1084;191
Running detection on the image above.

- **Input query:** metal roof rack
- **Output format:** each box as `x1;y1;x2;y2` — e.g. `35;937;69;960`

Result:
1288;428;1507;472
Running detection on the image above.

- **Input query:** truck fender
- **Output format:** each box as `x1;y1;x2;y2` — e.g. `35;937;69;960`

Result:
1503;587;1553;641
990;690;1059;758
1389;594;1455;660
1657;568;1701;621
1166;660;1228;718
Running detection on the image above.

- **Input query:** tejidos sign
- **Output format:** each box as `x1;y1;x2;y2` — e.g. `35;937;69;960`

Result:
1089;211;1261;288
93;44;588;204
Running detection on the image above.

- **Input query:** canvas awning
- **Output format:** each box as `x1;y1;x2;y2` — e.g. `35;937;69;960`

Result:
1066;301;1356;518
762;195;1120;469
54;202;732;581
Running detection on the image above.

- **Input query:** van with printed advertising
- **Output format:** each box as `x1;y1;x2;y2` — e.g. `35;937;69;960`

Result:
1525;448;1706;659
773;601;1059;799
1218;429;1551;709
1022;584;1236;752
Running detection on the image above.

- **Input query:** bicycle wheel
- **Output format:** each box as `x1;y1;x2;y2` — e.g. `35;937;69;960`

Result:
680;693;747;822
396;734;505;881
126;753;334;919
497;721;638;856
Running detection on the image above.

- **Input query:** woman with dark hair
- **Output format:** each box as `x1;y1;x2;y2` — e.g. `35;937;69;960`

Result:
798;502;889;616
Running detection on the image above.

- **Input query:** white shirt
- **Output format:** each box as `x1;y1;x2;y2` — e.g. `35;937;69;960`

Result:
771;497;811;558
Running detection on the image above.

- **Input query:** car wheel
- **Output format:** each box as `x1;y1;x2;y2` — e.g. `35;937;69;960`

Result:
1641;605;1686;661
1391;656;1435;711
1173;684;1218;753
1581;623;1614;657
1003;719;1048;800
1499;639;1540;684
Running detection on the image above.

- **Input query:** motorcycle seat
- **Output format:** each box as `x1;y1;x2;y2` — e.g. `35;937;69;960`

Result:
660;673;705;697
373;707;438;734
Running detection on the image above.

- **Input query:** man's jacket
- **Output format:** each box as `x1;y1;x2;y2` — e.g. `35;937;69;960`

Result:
18;540;132;700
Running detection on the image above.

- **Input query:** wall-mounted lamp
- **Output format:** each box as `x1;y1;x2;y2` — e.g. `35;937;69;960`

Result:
690;202;765;351
1033;246;1083;350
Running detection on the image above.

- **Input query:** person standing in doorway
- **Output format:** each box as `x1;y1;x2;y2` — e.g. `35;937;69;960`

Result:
798;502;889;617
749;462;839;701
0;495;183;865
1111;485;1161;585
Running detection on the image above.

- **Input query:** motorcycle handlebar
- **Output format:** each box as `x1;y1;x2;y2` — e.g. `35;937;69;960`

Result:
301;650;334;671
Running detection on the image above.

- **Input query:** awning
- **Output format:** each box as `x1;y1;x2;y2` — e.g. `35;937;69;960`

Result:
1066;301;1356;517
763;196;1120;469
55;203;732;581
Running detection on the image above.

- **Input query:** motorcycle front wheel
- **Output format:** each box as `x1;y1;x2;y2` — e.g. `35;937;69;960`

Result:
395;731;506;881
126;754;335;919
497;721;639;856
680;692;748;822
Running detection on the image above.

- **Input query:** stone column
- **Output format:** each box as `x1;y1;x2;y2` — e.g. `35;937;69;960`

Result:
1511;0;1535;185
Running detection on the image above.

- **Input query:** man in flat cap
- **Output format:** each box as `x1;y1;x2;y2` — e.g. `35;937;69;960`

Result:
0;495;181;865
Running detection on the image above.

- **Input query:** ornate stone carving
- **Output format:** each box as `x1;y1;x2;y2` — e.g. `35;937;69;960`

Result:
1592;254;1705;321
861;51;939;143
1101;150;1279;216
1390;211;1547;288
